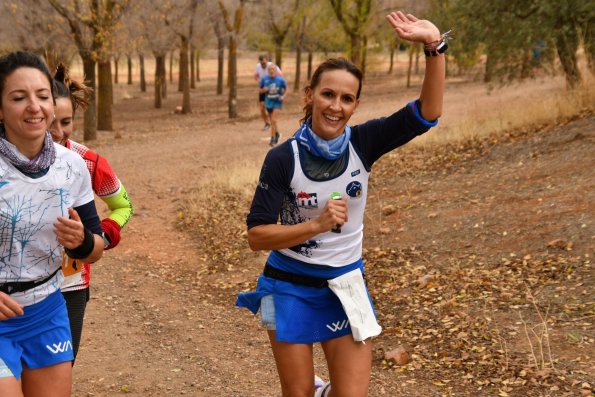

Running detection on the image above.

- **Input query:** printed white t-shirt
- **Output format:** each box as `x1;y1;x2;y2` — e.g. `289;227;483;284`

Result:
0;143;94;306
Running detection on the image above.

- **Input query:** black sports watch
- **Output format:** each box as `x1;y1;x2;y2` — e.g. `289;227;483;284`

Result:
424;41;448;57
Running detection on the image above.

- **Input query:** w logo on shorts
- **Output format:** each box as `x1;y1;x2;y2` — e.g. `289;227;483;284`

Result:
46;340;72;354
326;319;349;332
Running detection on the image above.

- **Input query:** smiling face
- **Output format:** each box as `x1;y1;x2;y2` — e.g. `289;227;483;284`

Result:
49;97;73;146
0;67;54;157
306;69;360;140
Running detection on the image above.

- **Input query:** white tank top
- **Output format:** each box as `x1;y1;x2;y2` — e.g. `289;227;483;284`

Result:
278;139;370;267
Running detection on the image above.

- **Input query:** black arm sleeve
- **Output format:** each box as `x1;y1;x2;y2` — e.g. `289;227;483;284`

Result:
246;142;294;229
73;201;102;235
351;103;434;169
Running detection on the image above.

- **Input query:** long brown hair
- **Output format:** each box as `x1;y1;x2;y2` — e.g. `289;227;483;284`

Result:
300;58;363;124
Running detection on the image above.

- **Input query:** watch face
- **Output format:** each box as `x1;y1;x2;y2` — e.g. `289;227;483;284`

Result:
102;233;111;248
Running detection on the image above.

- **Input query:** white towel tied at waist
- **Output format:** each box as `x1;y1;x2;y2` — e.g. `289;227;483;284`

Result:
328;268;381;342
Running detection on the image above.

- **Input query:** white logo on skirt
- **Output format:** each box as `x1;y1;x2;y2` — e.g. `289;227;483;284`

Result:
46;340;72;354
326;319;349;332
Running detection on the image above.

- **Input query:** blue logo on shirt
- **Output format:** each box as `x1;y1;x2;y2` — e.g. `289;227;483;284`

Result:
346;181;362;198
0;181;8;189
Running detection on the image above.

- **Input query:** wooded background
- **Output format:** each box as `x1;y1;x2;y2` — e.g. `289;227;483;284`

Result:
0;0;592;141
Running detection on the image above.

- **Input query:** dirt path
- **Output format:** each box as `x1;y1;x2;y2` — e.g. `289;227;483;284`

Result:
69;74;594;396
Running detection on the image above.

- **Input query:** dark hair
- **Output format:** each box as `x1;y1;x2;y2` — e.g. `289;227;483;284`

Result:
0;51;54;107
300;58;363;124
53;63;92;116
258;54;268;62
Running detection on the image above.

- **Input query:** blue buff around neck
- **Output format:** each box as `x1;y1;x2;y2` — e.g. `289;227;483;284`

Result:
294;120;351;160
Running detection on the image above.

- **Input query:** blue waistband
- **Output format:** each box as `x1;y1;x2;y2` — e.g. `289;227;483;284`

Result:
268;250;363;278
0;290;65;335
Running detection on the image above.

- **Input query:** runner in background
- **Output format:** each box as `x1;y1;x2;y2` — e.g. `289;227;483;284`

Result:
50;64;134;361
259;63;287;147
254;54;282;132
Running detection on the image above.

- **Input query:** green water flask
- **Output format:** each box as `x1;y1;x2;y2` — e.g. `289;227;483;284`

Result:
330;192;342;233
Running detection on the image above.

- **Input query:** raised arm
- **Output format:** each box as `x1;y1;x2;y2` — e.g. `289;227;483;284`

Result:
386;11;446;121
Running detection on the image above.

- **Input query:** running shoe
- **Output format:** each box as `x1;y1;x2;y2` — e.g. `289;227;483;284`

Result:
314;380;331;397
269;136;275;147
273;131;281;145
263;123;271;131
314;375;324;390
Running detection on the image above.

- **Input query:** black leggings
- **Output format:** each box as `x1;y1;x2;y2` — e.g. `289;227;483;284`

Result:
62;288;89;362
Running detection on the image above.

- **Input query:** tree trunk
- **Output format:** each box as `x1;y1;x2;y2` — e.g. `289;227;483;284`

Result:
520;51;532;79
180;36;191;114
190;46;196;89
361;35;368;78
113;56;119;84
82;56;97;141
484;51;493;83
350;34;360;67
585;20;595;75
97;61;113;131
127;55;132;85
307;51;313;81
162;57;167;99
294;16;305;91
406;45;414;88
226;45;231;88
217;37;225;95
178;49;184;92
228;35;238;118
555;25;581;88
294;45;302;92
275;41;283;69
169;51;174;84
154;54;165;108
139;54;146;92
350;33;366;71
389;47;395;74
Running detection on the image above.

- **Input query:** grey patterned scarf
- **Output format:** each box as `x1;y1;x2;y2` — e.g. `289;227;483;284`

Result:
0;125;56;173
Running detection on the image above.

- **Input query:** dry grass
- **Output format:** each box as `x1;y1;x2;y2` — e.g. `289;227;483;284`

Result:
417;75;594;147
185;159;260;203
177;160;261;272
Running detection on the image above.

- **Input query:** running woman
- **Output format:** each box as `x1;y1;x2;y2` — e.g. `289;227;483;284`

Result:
254;54;281;131
259;63;287;147
50;64;134;361
237;11;447;396
0;51;104;397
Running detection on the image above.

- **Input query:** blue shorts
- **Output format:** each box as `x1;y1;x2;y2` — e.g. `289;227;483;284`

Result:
265;97;283;112
0;291;73;380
